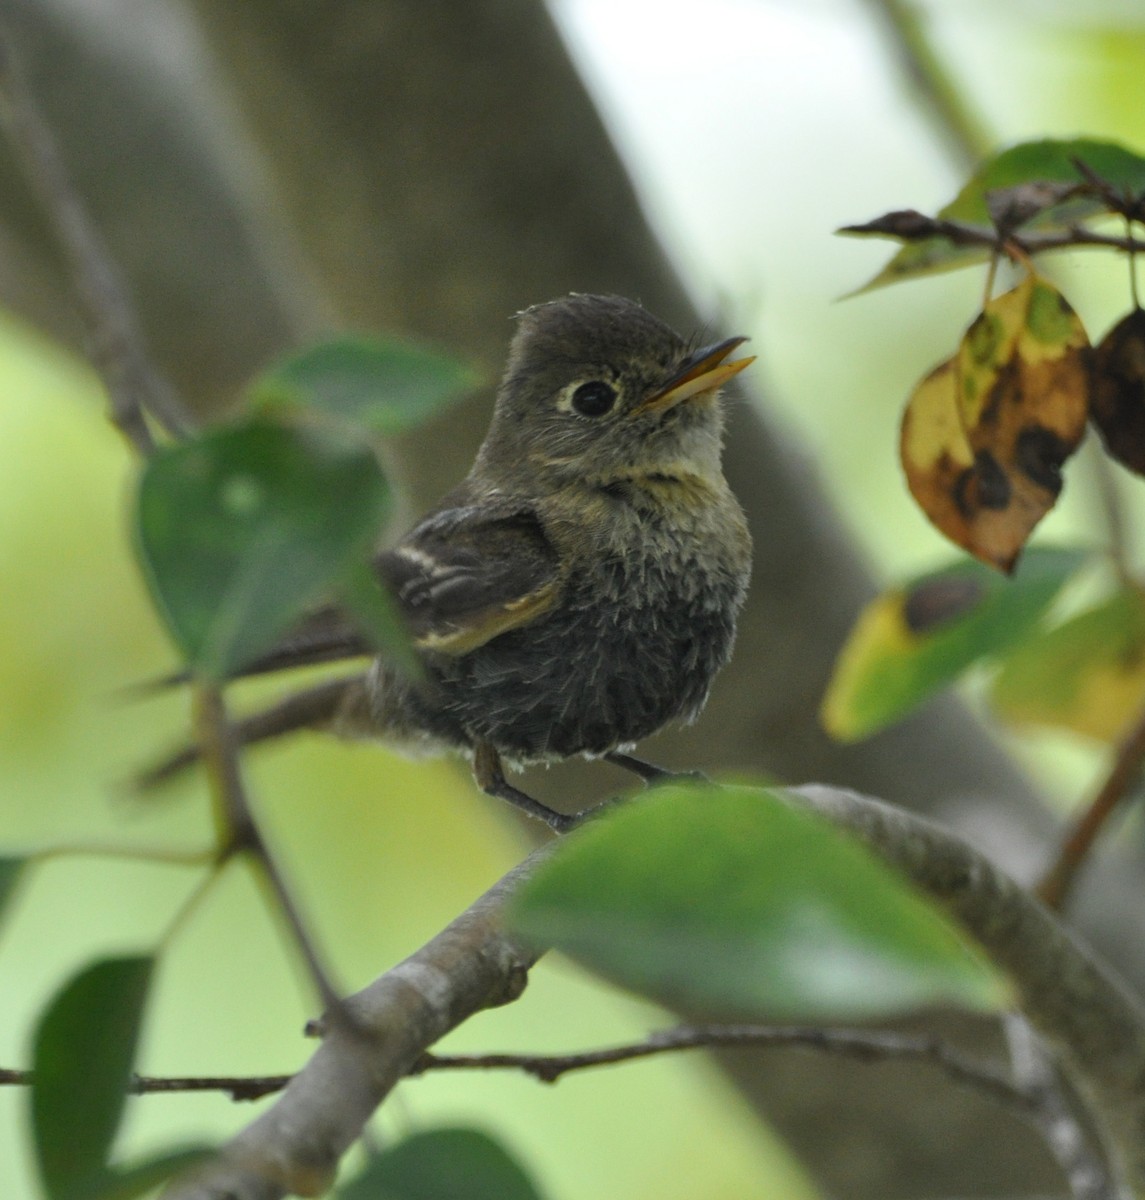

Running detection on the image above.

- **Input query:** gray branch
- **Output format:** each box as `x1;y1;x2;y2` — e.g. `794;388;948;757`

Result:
164;842;556;1200
162;787;1145;1199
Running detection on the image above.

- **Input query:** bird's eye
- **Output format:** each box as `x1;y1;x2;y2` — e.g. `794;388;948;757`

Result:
570;380;617;417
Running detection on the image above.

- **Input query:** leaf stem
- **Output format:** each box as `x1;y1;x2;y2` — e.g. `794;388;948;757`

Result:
1038;701;1145;910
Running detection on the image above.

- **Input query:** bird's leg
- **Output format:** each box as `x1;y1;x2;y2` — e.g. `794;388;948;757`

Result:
604;751;709;787
472;742;582;834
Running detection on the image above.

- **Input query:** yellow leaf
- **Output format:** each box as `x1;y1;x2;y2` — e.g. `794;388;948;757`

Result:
822;548;1083;742
992;586;1145;742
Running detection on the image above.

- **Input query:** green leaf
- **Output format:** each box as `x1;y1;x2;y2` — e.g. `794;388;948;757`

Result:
136;419;392;680
338;1129;544;1200
992;585;1145;743
250;337;479;436
850;137;1145;290
337;559;422;680
509;785;1009;1022
32;957;154;1200
822;545;1086;741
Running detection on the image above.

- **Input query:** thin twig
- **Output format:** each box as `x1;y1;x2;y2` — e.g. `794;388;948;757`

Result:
0;33;194;452
0;1024;1033;1111
860;0;992;169
191;683;343;1013
841;211;1145;259
418;1023;1032;1108
129;1073;293;1103
1038;701;1145;911
0;1019;1115;1193
28;841;214;868
0;1068;291;1103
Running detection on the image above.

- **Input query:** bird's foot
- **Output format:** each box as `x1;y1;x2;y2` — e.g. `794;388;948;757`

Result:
474;742;584;834
603;752;710;788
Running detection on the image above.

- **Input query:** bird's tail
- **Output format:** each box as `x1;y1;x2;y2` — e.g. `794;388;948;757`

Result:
135;673;371;790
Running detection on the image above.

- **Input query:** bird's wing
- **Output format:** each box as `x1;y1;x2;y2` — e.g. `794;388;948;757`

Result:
380;502;561;655
148;502;560;684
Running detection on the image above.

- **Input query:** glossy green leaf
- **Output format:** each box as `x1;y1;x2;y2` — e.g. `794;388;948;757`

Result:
337;1128;544;1200
849;138;1145;290
510;785;1009;1022
136;419;391;680
32;957;154;1200
992;586;1145;743
822;546;1086;741
250;336;479;436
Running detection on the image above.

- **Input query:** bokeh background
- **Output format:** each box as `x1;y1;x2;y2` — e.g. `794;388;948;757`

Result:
2;1;1144;1196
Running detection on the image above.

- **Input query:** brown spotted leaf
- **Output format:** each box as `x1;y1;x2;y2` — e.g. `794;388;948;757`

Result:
902;275;1090;572
1090;307;1145;475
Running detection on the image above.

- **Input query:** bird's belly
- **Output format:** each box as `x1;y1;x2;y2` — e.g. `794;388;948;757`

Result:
415;567;743;761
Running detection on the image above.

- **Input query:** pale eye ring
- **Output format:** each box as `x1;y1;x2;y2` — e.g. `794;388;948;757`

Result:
569;380;617;417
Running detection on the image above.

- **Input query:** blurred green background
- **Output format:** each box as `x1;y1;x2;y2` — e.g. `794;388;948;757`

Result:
2;1;1144;1197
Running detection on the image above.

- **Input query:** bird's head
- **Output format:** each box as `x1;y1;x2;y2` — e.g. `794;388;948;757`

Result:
473;294;754;489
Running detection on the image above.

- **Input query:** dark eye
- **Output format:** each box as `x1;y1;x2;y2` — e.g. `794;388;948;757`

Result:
570;380;617;418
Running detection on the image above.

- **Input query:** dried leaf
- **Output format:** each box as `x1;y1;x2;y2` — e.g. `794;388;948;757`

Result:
902;276;1090;571
1090;307;1145;475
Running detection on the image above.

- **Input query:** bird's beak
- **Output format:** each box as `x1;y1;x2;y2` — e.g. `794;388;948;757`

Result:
635;336;755;415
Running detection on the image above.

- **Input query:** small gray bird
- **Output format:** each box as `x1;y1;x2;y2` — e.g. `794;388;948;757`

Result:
151;294;753;831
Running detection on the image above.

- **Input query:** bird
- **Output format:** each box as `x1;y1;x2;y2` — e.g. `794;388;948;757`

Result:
147;294;754;832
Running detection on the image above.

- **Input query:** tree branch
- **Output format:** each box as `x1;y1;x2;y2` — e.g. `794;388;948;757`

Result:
791;785;1145;1195
162;843;553;1199
2;1019;1112;1193
192;683;343;1013
416;1022;1028;1100
0;31;193;451
840;210;1145;258
160;786;1145;1199
1004;1014;1121;1200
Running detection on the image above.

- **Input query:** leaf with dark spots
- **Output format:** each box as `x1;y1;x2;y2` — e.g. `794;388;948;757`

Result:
1090;307;1145;475
822;547;1086;740
1015;426;1071;494
902;576;986;635
967;450;1012;511
902;274;1089;572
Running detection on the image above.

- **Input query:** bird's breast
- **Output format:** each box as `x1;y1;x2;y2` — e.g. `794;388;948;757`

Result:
406;480;751;761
